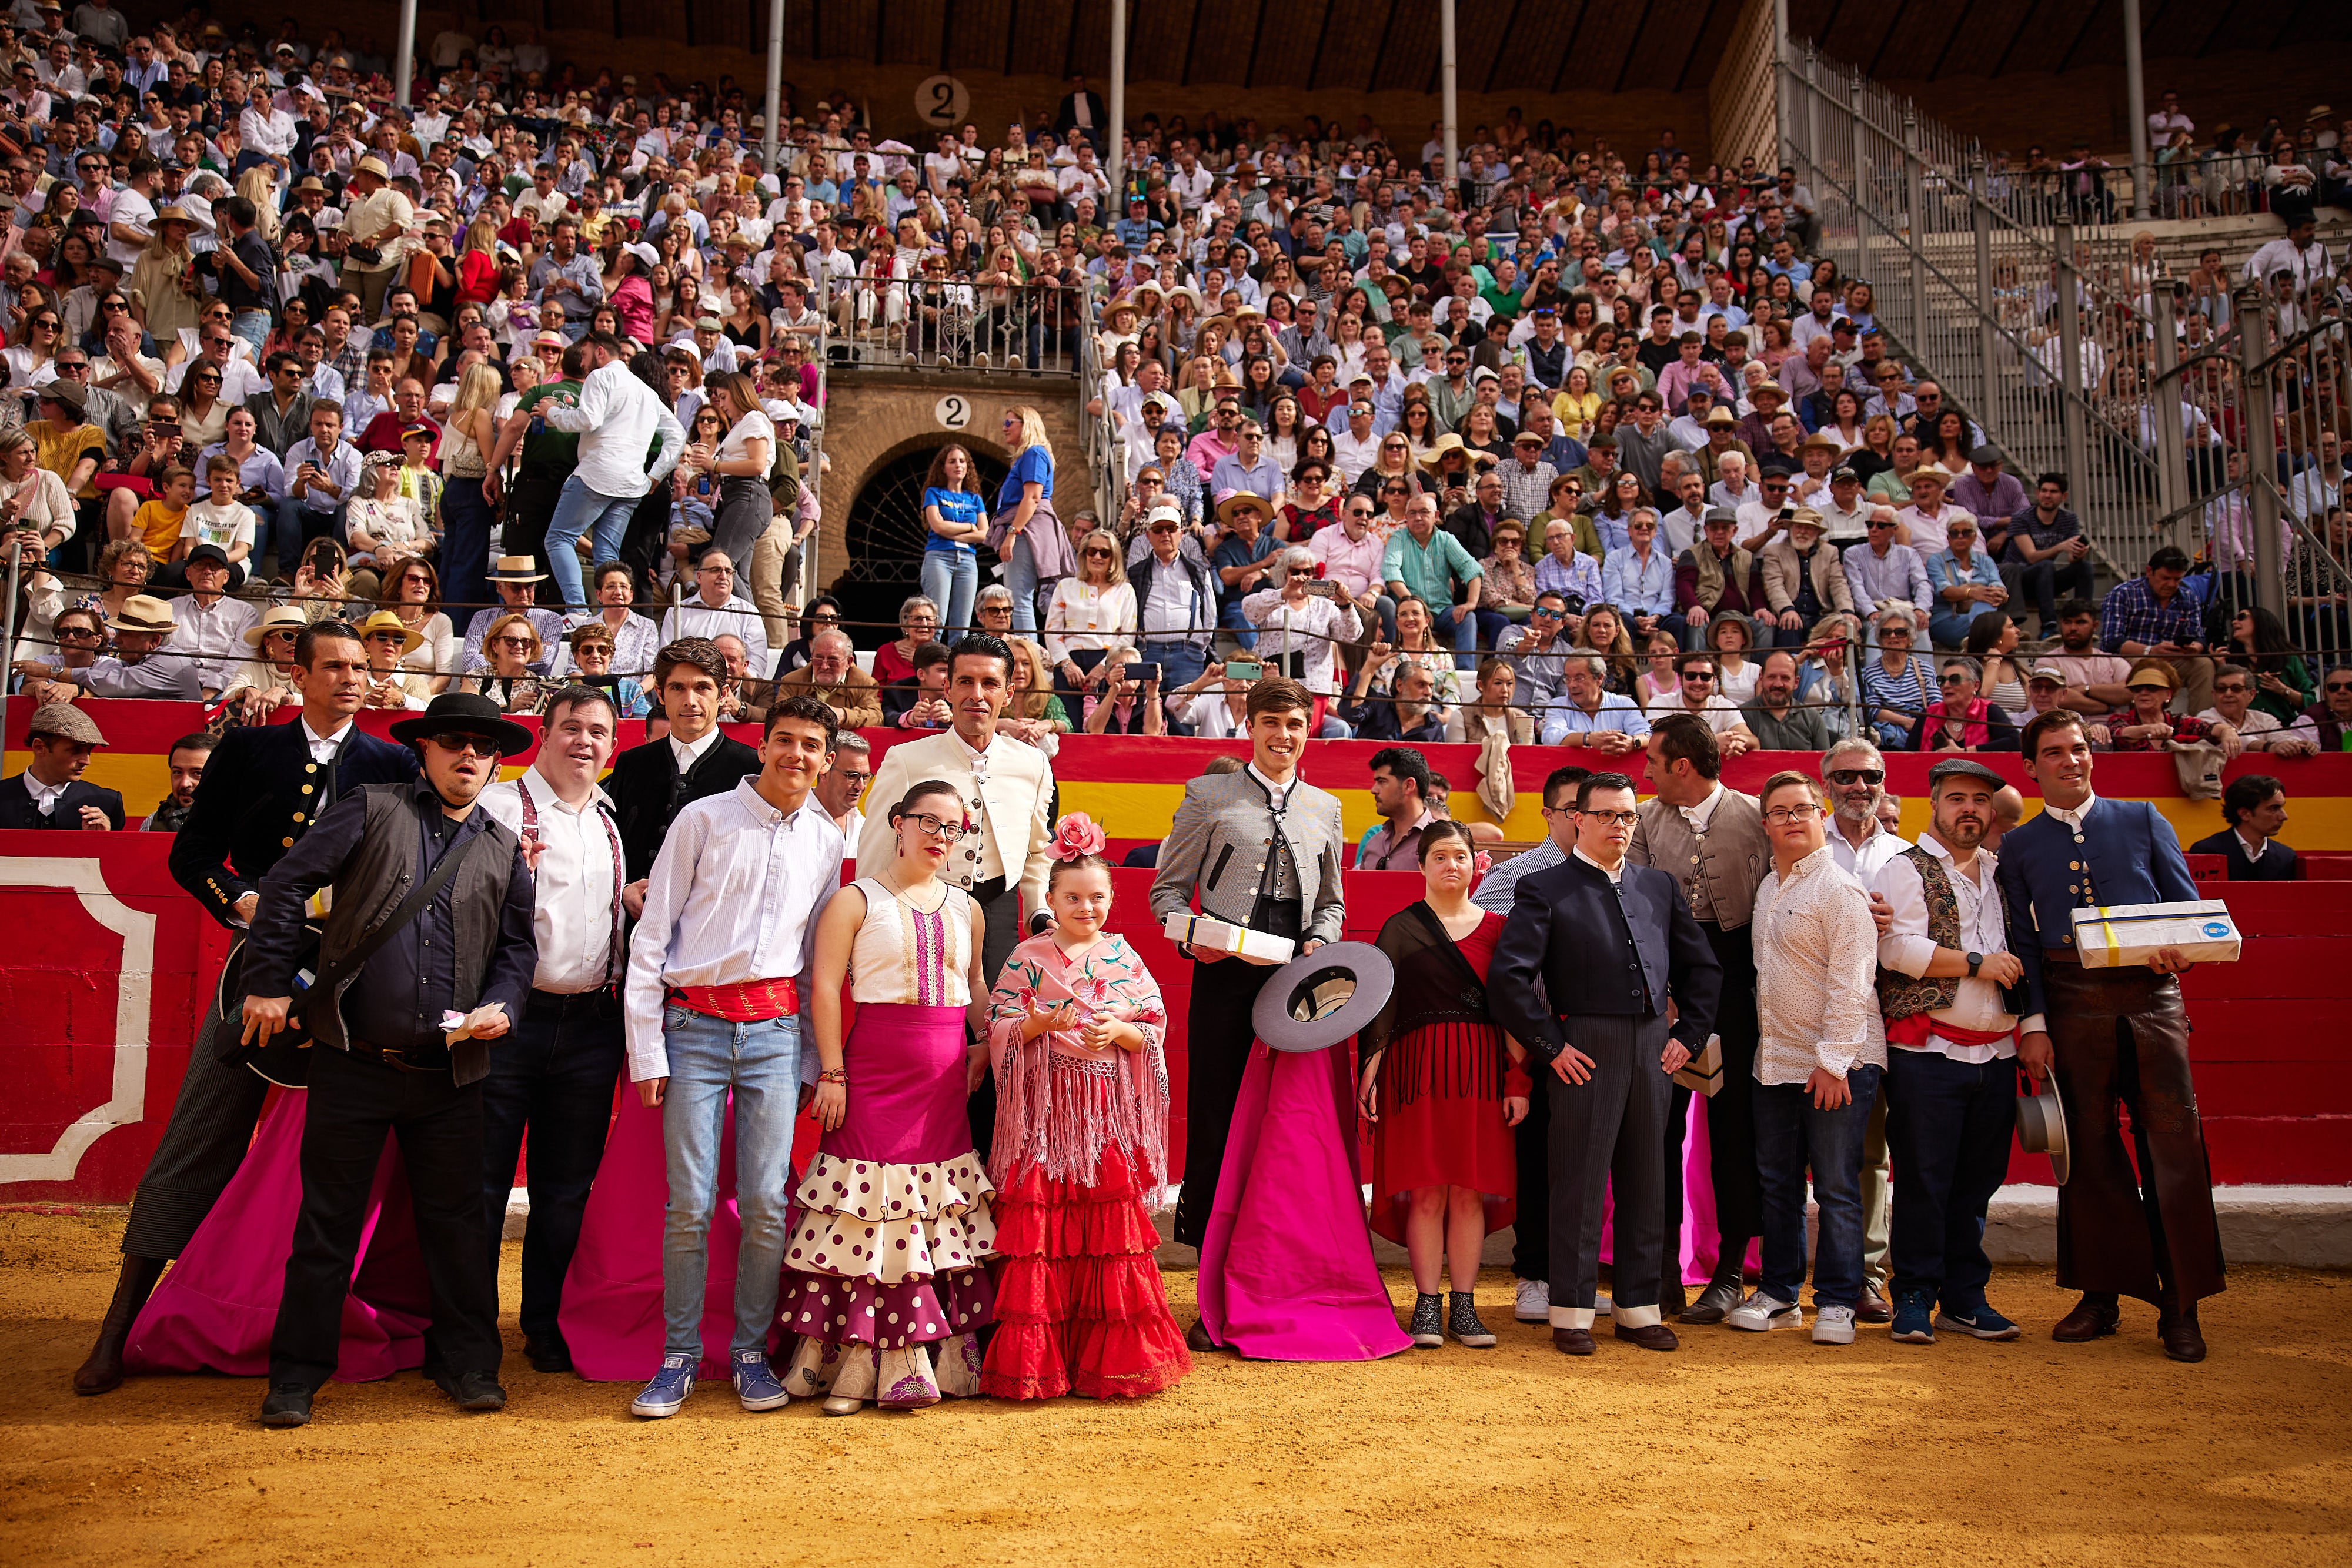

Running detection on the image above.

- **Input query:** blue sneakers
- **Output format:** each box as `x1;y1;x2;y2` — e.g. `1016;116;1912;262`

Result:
1937;1300;2023;1340
630;1353;697;1419
1890;1290;1937;1343
732;1349;791;1412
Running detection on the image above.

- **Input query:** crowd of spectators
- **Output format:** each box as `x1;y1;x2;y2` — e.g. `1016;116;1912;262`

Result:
0;6;2344;831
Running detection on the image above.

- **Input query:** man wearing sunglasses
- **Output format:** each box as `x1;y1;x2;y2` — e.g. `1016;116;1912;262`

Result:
238;690;539;1427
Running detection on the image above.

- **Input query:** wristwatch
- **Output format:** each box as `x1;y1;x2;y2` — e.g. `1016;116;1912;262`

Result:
1965;951;1983;978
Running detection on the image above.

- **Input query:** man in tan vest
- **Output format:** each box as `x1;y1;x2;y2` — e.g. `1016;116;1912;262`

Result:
1629;712;1770;1322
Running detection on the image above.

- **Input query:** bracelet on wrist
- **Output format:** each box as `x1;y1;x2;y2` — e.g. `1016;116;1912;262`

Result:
817;1068;847;1084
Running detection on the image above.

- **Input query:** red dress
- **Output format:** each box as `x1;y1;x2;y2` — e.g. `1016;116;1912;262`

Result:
980;934;1192;1400
1367;911;1532;1244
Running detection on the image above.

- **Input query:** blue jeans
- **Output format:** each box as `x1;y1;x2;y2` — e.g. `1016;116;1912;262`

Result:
545;473;640;610
1929;602;2005;650
1138;638;1208;695
1753;1061;1884;1312
270;497;340;574
920;548;978;636
1439;601;1480;668
657;1008;803;1359
1885;1047;2015;1309
1003;532;1041;633
1218;594;1258;652
230;309;270;356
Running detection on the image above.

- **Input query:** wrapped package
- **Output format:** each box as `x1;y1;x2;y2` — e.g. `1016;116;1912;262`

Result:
2069;901;2241;969
1162;911;1297;966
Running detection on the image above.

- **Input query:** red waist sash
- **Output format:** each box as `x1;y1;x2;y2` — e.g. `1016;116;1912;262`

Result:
668;978;801;1021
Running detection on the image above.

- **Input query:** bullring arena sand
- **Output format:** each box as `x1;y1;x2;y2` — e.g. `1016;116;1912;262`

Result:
2;1208;2346;1566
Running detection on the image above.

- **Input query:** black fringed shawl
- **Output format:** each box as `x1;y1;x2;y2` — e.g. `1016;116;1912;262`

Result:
1358;900;1508;1108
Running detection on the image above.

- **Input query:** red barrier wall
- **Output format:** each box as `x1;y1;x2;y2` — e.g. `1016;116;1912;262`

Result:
2;842;2344;1203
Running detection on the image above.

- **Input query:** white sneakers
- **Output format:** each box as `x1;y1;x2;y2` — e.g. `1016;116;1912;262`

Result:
1514;1279;1549;1322
1812;1305;1857;1345
1725;1290;1803;1332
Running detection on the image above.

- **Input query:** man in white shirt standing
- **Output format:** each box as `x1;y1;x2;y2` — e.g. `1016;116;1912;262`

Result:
1815;734;1908;1316
1728;770;1885;1347
1872;758;2027;1347
539;330;687;611
623;694;846;1420
476;687;627;1376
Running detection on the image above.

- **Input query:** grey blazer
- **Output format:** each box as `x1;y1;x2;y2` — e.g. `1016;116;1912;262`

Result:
1626;785;1771;930
1148;768;1348;946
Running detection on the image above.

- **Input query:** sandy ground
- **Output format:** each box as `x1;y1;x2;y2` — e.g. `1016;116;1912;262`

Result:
2;1208;2348;1567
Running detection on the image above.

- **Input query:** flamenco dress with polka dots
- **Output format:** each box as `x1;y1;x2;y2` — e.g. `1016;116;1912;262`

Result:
980;932;1192;1399
779;878;997;1410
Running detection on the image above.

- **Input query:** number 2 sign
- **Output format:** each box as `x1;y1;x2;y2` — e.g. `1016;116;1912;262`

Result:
915;75;969;131
934;394;973;430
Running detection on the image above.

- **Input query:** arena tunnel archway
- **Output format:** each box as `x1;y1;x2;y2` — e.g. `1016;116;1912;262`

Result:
826;435;1010;651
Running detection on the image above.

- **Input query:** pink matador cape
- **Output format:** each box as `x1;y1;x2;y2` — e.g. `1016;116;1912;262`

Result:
1195;1034;1412;1363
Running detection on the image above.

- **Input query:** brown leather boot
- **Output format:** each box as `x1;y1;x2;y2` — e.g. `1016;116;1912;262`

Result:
2050;1291;2121;1343
74;1256;166;1395
2157;1290;2208;1363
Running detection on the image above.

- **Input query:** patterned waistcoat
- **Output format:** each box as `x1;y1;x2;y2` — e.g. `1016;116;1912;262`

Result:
1875;844;1962;1022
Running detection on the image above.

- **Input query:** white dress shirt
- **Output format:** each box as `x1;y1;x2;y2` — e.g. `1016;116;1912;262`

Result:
624;780;844;1081
480;769;623;995
1827;816;1910;882
164;593;260;694
24;770;69;816
1752;844;1886;1084
659;596;770;678
669;725;723;775
542;357;684;499
300;717;353;763
1873;834;2018;1059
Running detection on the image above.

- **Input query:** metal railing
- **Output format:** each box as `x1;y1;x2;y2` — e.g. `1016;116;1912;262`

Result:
813;277;1090;376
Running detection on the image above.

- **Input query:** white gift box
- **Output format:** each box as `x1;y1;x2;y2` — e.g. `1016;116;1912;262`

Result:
1162;911;1297;966
2069;901;2241;969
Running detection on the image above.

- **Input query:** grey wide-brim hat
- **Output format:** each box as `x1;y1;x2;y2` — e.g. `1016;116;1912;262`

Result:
2014;1068;2069;1185
1251;941;1395;1054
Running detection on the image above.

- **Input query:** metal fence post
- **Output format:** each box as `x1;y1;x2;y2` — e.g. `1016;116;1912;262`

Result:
2237;286;2285;620
1902;110;1928;357
2053;219;2090;506
1970;160;1998;420
1849;76;1869;301
2149;287;2190;555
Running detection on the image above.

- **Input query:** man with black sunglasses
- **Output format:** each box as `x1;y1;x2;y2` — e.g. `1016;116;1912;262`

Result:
239;690;538;1426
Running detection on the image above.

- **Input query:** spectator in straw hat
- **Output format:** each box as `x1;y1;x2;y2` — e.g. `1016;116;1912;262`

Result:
0;701;122;830
16;593;199;699
340;153;415;320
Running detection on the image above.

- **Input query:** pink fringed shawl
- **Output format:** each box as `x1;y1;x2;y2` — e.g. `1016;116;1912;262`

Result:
985;933;1171;1191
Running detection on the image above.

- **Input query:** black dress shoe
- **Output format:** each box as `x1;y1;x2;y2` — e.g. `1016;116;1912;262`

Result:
2158;1306;2207;1363
429;1368;508;1412
1613;1322;1680;1352
259;1383;314;1427
1184;1319;1222;1353
1551;1326;1595;1356
1678;1280;1742;1324
2052;1292;2121;1343
524;1336;573;1374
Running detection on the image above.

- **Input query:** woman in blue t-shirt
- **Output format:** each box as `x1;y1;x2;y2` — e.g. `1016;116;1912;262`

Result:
993;406;1070;633
920;443;990;636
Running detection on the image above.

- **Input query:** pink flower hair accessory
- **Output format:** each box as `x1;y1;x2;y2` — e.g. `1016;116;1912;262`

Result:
1048;811;1108;862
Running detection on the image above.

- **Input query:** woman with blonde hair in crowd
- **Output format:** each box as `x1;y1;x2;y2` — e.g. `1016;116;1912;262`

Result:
131;207;206;349
995;404;1067;634
1046;525;1137;705
465;610;559;713
1001;635;1072;754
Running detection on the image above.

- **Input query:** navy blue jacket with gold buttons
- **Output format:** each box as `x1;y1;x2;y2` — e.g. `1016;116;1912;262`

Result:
168;717;420;929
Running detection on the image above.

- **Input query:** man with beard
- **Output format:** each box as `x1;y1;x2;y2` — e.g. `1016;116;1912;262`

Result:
1872;759;2028;1345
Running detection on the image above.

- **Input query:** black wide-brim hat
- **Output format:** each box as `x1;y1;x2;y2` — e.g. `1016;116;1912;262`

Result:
389;691;537;757
1251;941;1395;1054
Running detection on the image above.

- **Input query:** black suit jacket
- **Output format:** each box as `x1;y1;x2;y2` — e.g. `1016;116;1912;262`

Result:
1055;91;1108;141
0;773;126;830
1489;852;1723;1061
606;731;761;881
169;718;419;929
2189;828;2303;881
